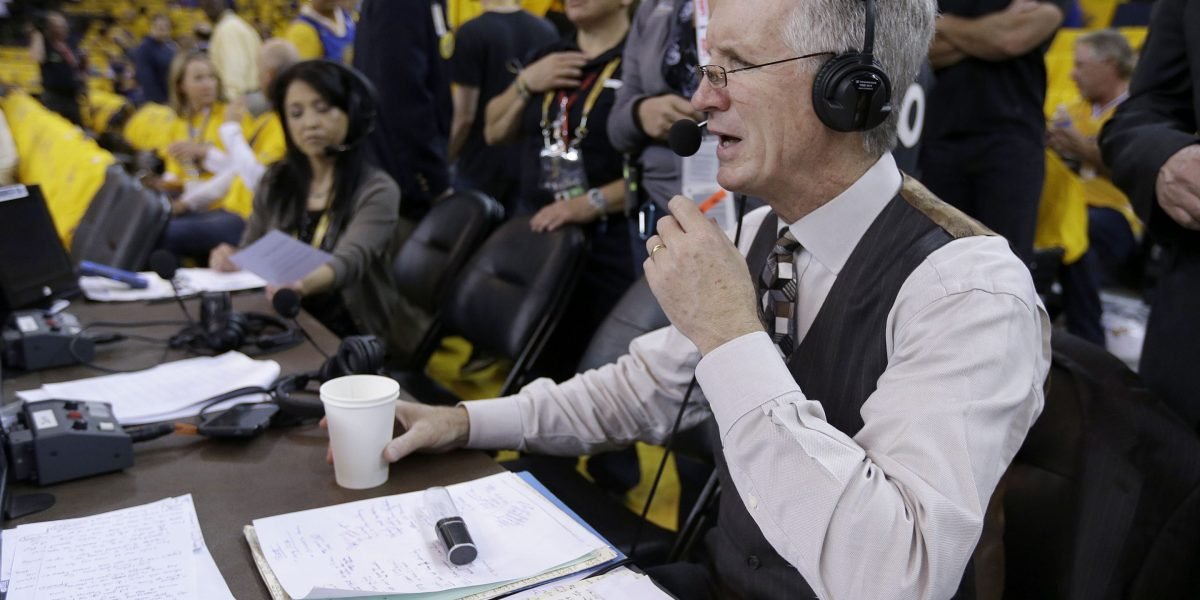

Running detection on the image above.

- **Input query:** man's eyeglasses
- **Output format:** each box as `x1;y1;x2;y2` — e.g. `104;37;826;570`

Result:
697;52;835;88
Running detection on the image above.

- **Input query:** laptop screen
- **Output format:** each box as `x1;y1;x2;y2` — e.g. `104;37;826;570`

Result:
0;185;79;316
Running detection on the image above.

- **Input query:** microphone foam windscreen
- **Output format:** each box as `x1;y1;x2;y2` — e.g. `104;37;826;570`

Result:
272;287;302;319
149;249;178;281
668;119;704;157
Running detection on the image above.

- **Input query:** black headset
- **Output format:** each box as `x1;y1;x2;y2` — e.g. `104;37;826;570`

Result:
811;0;893;132
171;292;302;354
194;334;387;425
271;59;379;151
272;335;387;419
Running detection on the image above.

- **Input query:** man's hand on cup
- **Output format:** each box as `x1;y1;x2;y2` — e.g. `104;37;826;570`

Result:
1157;144;1200;231
320;403;468;465
642;196;763;355
637;94;704;141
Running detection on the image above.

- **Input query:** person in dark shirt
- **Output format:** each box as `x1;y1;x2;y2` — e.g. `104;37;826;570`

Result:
31;11;85;126
134;14;177;105
921;0;1069;265
352;0;452;223
1100;0;1200;430
448;0;557;213
483;0;633;379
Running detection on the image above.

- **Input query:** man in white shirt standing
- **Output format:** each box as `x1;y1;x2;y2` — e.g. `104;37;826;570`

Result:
343;0;1051;597
199;0;261;100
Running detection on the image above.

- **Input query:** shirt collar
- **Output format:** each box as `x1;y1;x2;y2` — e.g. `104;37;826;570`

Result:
785;152;902;275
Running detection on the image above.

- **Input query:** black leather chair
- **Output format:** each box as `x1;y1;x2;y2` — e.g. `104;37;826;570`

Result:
70;165;170;270
391;189;504;370
394;216;587;405
962;332;1200;599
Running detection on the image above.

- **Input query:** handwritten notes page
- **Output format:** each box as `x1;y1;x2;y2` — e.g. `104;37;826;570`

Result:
506;567;673;600
1;495;232;600
252;472;610;599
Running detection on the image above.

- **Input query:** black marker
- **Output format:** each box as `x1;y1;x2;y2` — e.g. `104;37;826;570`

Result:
426;486;477;565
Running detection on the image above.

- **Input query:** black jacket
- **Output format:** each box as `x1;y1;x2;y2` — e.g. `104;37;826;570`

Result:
352;0;452;221
1099;0;1200;249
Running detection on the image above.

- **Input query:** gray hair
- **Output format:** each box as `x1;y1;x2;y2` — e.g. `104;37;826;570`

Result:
783;0;937;157
1077;29;1136;80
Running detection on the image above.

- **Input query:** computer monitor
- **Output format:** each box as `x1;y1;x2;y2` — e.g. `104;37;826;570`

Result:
0;185;79;318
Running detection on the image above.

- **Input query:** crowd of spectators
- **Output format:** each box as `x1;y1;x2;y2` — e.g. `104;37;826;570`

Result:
0;0;1191;551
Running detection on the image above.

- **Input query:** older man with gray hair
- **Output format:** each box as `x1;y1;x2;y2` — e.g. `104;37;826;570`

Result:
346;0;1050;597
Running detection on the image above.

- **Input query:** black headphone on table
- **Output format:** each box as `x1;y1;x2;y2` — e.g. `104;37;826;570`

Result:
195;334;387;424
171;292;302;354
811;0;893;132
272;335;387;419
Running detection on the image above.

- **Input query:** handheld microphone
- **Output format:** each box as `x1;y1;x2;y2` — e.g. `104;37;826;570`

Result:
149;250;196;327
668;119;708;157
272;288;330;360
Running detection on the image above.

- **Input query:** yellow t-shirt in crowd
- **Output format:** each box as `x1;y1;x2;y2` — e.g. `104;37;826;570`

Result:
1066;99;1143;238
1036;149;1089;264
283;20;324;60
123;103;179;153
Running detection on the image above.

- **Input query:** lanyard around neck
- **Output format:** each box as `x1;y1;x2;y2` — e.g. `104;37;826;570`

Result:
540;57;621;148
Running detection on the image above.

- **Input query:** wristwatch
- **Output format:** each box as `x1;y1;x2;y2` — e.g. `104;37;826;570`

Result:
586;187;607;219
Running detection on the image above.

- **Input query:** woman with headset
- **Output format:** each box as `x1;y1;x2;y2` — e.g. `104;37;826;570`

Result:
210;60;420;361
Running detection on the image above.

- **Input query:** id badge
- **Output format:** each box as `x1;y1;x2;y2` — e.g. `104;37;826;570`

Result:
539;145;588;200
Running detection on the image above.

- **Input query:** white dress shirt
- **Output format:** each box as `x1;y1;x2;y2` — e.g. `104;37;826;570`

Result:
464;153;1051;599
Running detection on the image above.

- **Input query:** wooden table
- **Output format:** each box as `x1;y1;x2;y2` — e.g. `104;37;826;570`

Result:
2;295;503;598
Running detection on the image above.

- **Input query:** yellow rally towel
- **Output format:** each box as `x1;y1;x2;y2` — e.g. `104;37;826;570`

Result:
1035;149;1089;265
1;91;114;245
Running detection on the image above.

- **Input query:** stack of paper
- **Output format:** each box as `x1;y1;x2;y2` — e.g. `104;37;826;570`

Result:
17;352;280;424
0;495;233;599
80;267;267;302
247;472;618;599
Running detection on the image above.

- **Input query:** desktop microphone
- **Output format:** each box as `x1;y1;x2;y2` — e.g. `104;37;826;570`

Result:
149;250;196;328
668;119;708;157
272;288;330;360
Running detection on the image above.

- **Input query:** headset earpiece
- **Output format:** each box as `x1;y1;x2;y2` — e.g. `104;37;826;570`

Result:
811;0;893;132
276;335;386;420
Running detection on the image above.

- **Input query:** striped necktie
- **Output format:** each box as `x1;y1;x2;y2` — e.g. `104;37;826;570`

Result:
758;227;802;356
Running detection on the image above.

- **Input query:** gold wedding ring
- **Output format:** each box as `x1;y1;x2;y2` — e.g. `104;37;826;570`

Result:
650;243;667;258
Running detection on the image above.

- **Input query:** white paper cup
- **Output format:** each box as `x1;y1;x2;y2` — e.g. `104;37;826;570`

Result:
320;374;400;489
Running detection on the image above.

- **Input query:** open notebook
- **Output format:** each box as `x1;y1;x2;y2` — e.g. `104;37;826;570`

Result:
244;471;623;600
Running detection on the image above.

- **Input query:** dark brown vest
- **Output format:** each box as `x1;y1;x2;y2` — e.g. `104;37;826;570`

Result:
706;177;991;599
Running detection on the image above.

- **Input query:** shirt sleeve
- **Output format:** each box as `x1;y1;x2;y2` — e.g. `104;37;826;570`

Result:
697;237;1050;600
284;21;323;60
606;0;657;154
449;21;484;88
465;323;713;454
217;121;267;194
326;172;401;288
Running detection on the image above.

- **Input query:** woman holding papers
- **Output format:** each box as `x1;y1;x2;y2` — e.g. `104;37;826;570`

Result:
209;60;425;362
153;51;255;264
